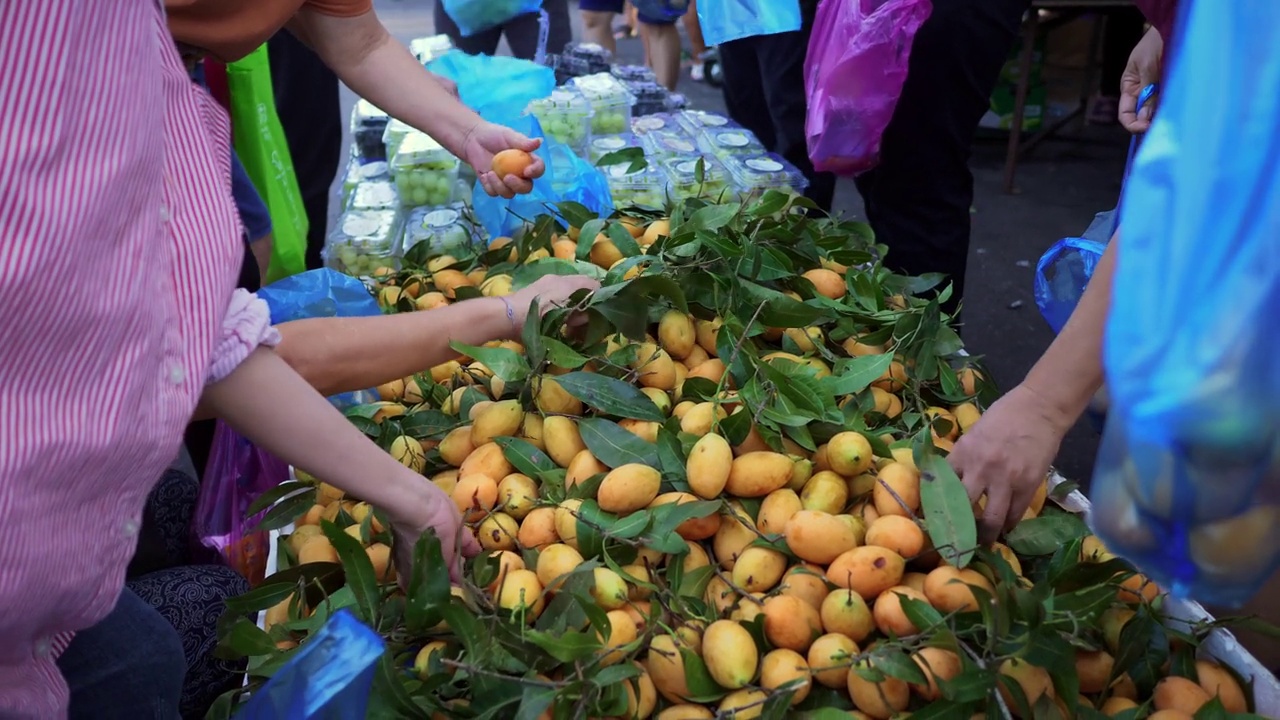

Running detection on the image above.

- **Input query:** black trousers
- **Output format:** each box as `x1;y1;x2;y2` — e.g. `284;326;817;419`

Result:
268;31;343;271
432;0;574;60
853;0;1030;314
717;0;836;213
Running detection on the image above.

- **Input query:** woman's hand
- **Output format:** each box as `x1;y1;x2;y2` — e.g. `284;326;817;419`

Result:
947;384;1072;544
384;475;481;584
461;121;546;199
1119;27;1163;134
508;274;601;331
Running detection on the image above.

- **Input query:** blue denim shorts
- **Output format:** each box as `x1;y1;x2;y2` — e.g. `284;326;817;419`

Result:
579;0;675;24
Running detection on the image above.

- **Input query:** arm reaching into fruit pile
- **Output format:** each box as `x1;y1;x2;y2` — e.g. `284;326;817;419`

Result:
287;8;544;198
950;235;1118;543
200;348;482;580
274;274;600;397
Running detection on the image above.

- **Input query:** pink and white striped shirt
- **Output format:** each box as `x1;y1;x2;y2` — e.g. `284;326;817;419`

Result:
0;1;278;716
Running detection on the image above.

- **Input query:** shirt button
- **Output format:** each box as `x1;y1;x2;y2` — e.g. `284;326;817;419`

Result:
168;364;186;385
35;637;52;658
123;520;139;537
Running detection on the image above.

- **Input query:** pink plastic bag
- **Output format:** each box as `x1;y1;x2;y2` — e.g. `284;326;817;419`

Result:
804;0;933;175
192;420;289;586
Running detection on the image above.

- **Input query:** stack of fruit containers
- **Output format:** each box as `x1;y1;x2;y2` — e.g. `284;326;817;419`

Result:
526;87;595;158
722;152;810;202
391;131;460;210
401;204;482;258
322;209;403;277
570;73;636;136
658;154;735;202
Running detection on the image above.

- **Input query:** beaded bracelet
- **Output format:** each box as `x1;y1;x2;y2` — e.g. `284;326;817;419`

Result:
498;296;519;336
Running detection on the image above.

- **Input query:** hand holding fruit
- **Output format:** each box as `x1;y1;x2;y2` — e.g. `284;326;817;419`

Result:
948;383;1070;544
508;274;601;331
385;475;481;584
1119;27;1162;133
460;121;545;199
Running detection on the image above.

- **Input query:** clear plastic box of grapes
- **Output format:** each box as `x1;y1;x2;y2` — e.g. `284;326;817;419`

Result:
588;133;644;166
324;209;404;278
348;179;400;212
570;73;636;136
382;118;415;164
391;131;461;209
631;113;683;138
722;153;810;202
641;127;700;159
675;109;735;137
699;126;768;163
401;205;482;258
605;163;669;211
562;42;613;74
526;88;594;157
658;155;735;202
339;158;390;209
625;80;670;116
350;99;389;161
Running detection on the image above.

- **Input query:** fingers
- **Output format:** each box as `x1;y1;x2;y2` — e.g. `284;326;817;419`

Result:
522;157;546;181
508;132;542;153
478;171;515;199
502;173;535;196
979;481;1012;546
460;530;481;557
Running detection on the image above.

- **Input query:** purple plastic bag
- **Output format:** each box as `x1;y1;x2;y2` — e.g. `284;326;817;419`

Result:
192;420;289;586
804;0;932;175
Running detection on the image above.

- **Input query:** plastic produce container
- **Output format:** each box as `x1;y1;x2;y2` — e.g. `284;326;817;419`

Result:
624;79;669;116
631;113;681;137
570;73;635;135
665;92;690;111
348;179;400;212
391;132;460;208
641;128;699;158
605;163;669;210
401;205;481;258
700;126;768;162
723;153;809;201
526;88;594;156
659;155;734;201
324;209;403;278
676;109;734;137
350;100;389;161
588;133;644;166
409;34;455;64
612;64;657;83
340;159;390;209
382;119;415;165
561;42;613;75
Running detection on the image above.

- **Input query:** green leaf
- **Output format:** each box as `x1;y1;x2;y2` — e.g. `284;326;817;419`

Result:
511;258;603;289
897;593;945;631
514;687;558;720
606;221;643;257
610;509;653;539
246;481;308;517
939;668;995;704
544;337;590;370
719;407;754;447
215;617;279;659
450;341;531;382
222;579;298;617
493;436;560;476
555;200;596;229
1005;514;1090;556
526;627;603;663
553;371;667;421
575;218;607;259
647;500;721;541
578;417;661;468
870;646;928;685
321;521;381;625
249;489;318;534
523;297;546;368
399;409;459;440
594;147;647;172
684;204;739;233
574;500;610;559
1112;607;1168;694
656;426;688;482
679;648;729;702
739;280;825;328
917;452;977;568
369;652;427;720
827;354;894;396
404;532;451;633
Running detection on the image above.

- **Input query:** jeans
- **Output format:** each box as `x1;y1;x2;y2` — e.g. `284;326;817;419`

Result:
853;0;1031;315
434;0;575;58
57;589;186;720
717;0;836;213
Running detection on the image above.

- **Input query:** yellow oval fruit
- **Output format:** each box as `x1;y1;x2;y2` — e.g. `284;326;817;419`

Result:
458;441;514;482
640;387;673;416
496;473;538;520
598;609;639;666
809;633;858;689
911;646;962;701
390;435;426;473
1153;676;1212;715
758;489;804;535
647;634;693;703
619;418;661;443
702;620;759;689
718;689;769;719
864;515;926;558
848;657;910;718
543;416;586;468
820;588;875;642
827;431;874;477
872;585;928;637
726;452;794;497
451;474;499;522
923;566;994;614
598;464;662;514
535;376;584;416
591;567;630;611
477;512;519;552
496;569;545;621
873;462;922;517
713;508;758;569
800;471;850;515
695;317;722;355
554;498;584;548
761;595;824;653
650;491;720;541
687;433;733;499
655;706;714;720
630;342;678;391
827;546;906;600
680;401;727;437
376;378;405;402
641;219;670;247
535;543;585;591
517;507;559;550
483;550;524;593
625;665;658;719
951;402;981;432
788;457;815;492
785;509;858;564
658;310;696;360
731;546;788;593
470;399;524;446
998;658;1055;716
778;564;829;611
565;449;607;491
761;649;812;705
1195;660;1247;713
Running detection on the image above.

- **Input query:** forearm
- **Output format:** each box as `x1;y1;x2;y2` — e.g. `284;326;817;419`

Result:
1020;233;1119;427
275;296;517;396
291;11;478;156
201;347;428;510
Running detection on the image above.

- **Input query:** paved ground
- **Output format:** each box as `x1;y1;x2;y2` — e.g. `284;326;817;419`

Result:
340;0;1135;481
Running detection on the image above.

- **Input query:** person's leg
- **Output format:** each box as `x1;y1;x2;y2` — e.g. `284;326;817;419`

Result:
432;0;506;56
718;37;777;150
58;588;186;720
129;566;252;719
579;0;622;55
267;31;342;272
748;0;836;212
683;0;709;81
854;0;1031;315
504;0;573;60
639;16;682;91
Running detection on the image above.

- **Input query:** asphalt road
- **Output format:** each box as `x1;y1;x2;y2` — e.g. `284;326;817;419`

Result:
337;0;1134;482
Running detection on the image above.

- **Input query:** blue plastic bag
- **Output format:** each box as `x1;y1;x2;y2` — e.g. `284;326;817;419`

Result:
441;0;542;37
695;0;801;47
1090;0;1280;607
427;51;556;128
472;115;612;239
257;268;382;325
631;0;691;23
236;610;384;720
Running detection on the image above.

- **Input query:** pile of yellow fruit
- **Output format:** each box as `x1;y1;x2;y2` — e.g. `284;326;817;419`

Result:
238;201;1263;720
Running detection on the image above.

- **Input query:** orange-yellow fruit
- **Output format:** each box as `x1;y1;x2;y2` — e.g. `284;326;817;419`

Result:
680;402;727;437
864;515;926;558
1195;660;1247;713
483;550;525;593
542;416;586;468
647;635;694;703
298;536;339;564
565;448;607;491
827;546;907;600
1100;697;1139;715
641;219;670;247
820;589;875;642
848;658;910;719
725;451;794;497
491;149;534;178
758;488;804;535
731;546;788;593
872;586;928;637
517;506;559;549
998;658;1055;716
779;564;829;611
761;595;823;652
1074;650;1114;694
873;360;908;393
438;425;476;467
459;442;514;482
451;474;499;522
535;376;584;416
702;620;759;689
760;648;812;705
686;433;733;499
598;463;662;514
803;268;846;299
650;491;720;540
1153;676;1212;715
923;566;994;614
658;310;696;360
800;470;850;515
496;473;538;520
911;647;962;701
496;568;546;620
712;507;758;569
808;633;858;689
655;706;713;720
785;510;858;564
598;609;639;666
718;689;769;719
828;431;875;477
535;543;585;590
687;358;728;386
477;512;520;552
553;498;583;548
872;463;922;517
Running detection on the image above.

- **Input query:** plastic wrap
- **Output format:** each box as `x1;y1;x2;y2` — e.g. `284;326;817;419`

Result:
323;210;403;278
347;180;399;212
1091;0;1280;608
382;119;415;165
612;64;657;83
605;163;669;210
675;109;733;136
570;73;636;135
526;87;594;156
624;79;670;116
427;51;557;128
402;205;483;258
390;132;460;209
631;113;682;137
192;422;289;587
440;0;542;37
658;155;733;201
803;0;932;175
641;127;700;158
723;152;809;200
339;159;390;210
698;126;768;162
562;42;613;75
588;133;644;165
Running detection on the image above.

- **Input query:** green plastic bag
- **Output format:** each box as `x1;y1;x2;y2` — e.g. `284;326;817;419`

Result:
226;45;308;283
